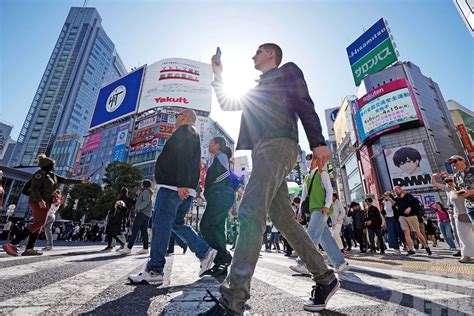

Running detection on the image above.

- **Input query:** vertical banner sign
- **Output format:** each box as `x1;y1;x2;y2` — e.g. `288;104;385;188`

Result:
457;124;474;163
384;143;433;189
139;58;212;113
346;18;398;86
112;123;130;162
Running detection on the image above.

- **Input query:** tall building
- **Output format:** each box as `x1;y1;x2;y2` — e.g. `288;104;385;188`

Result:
9;7;127;177
0;122;15;166
447;100;474;164
335;61;465;208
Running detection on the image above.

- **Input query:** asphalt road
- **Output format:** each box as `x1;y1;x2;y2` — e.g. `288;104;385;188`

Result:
0;240;473;315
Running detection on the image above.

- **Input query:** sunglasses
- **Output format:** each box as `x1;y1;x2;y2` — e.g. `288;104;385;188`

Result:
449;159;461;164
444;179;454;183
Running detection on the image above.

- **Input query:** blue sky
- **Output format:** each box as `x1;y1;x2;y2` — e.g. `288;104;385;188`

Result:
1;0;472;154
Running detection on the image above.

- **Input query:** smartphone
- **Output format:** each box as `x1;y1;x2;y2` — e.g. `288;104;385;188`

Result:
215;47;221;64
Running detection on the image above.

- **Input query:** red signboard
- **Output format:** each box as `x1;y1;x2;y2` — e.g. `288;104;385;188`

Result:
359;144;380;201
83;131;102;153
458;124;474;163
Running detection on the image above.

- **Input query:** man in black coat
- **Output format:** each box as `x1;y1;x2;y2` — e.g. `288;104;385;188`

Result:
364;198;386;254
129;109;217;285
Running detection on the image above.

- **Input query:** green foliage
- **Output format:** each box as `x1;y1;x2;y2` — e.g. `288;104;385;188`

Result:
102;161;143;196
91;189;117;220
61;183;102;222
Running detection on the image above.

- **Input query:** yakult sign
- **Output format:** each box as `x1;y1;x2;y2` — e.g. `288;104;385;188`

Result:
139;58;212;113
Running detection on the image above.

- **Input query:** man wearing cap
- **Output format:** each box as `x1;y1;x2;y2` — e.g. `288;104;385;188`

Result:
2;154;88;256
448;155;474;226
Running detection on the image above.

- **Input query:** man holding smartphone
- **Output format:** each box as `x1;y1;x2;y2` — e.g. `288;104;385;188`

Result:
448;155;474;226
203;44;338;315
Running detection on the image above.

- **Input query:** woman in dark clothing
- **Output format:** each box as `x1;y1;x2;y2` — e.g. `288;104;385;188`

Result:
103;200;128;251
200;137;236;275
2;154;87;256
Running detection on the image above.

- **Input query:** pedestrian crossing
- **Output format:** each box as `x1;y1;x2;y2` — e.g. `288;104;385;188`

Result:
0;245;473;315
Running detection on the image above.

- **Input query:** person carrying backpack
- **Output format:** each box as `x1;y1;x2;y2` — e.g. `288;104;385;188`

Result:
2;154;87;256
200;137;237;275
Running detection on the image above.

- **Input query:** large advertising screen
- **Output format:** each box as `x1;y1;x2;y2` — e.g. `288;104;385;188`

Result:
112;122;130;162
346;18;397;86
89;67;145;129
138;58;212;113
384;142;433;190
355;79;421;142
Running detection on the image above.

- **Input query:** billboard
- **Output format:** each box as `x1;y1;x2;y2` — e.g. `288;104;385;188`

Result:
89;67;145;129
355;79;421;142
82;130;103;153
384;143;433;190
112;122;130;162
138;58;212;113
324;107;340;141
458;124;474;163
346;18;398;86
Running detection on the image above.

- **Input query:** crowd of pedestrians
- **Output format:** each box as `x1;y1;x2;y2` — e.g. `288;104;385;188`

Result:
2;42;473;316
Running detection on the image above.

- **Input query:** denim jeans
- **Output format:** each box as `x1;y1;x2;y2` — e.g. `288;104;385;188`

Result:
343;224;353;250
269;232;280;250
467;207;474;228
296;211;345;268
146;188;211;274
438;221;456;249
385;217;404;250
219;138;335;314
127;212;150;249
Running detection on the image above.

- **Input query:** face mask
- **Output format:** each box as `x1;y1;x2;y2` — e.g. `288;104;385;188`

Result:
306;161;312;169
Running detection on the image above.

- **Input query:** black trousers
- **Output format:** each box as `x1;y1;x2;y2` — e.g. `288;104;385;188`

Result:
354;228;367;251
368;227;386;252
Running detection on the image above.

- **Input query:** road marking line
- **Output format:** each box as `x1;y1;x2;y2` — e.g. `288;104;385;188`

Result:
0;253;146;314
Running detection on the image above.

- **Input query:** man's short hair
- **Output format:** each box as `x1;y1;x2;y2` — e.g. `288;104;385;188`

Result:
182;109;197;123
332;193;338;199
350;202;360;208
365;197;373;203
293;197;301;204
260;43;282;67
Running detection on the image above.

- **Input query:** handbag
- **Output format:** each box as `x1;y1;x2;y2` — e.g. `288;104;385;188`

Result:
300;172;317;216
457;213;471;223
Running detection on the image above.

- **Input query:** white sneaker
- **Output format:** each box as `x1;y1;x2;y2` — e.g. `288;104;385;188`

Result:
136;248;149;255
394;249;401;255
118;247;131;255
128;270;163;284
335;261;350;273
199;248;218;277
289;264;310;275
42;246;53;251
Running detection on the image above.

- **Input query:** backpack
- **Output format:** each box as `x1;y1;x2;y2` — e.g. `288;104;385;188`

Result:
408;194;425;217
22;179;32;196
228;171;241;192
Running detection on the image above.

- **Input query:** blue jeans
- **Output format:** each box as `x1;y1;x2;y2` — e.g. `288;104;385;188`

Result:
146;188;211;274
467;207;474;228
438;221;456;249
297;210;345;268
385;217;404;250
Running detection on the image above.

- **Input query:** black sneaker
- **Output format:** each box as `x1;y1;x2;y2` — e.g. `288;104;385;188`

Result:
303;278;340;312
199;289;234;315
406;250;416;256
453;250;461;257
425;247;432;256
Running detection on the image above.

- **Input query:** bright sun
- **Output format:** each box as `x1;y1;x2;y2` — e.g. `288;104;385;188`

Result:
221;61;257;98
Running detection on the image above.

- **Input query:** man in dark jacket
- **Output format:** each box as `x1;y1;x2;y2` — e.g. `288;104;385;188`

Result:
348;202;367;253
129;109;217;285
364;198;386;254
203;43;337;315
2;154;87;256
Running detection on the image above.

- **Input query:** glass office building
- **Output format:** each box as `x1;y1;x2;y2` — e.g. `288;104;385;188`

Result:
9;7;127;177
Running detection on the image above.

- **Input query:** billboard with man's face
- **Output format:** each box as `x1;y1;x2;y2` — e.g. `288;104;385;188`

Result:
384;143;433;190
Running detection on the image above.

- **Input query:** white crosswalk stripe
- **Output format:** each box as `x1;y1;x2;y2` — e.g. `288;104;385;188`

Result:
0;252;146;314
0;246;472;315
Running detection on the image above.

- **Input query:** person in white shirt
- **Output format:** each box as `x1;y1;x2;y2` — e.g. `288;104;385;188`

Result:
330;194;345;254
381;192;404;255
42;190;61;250
290;155;349;275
